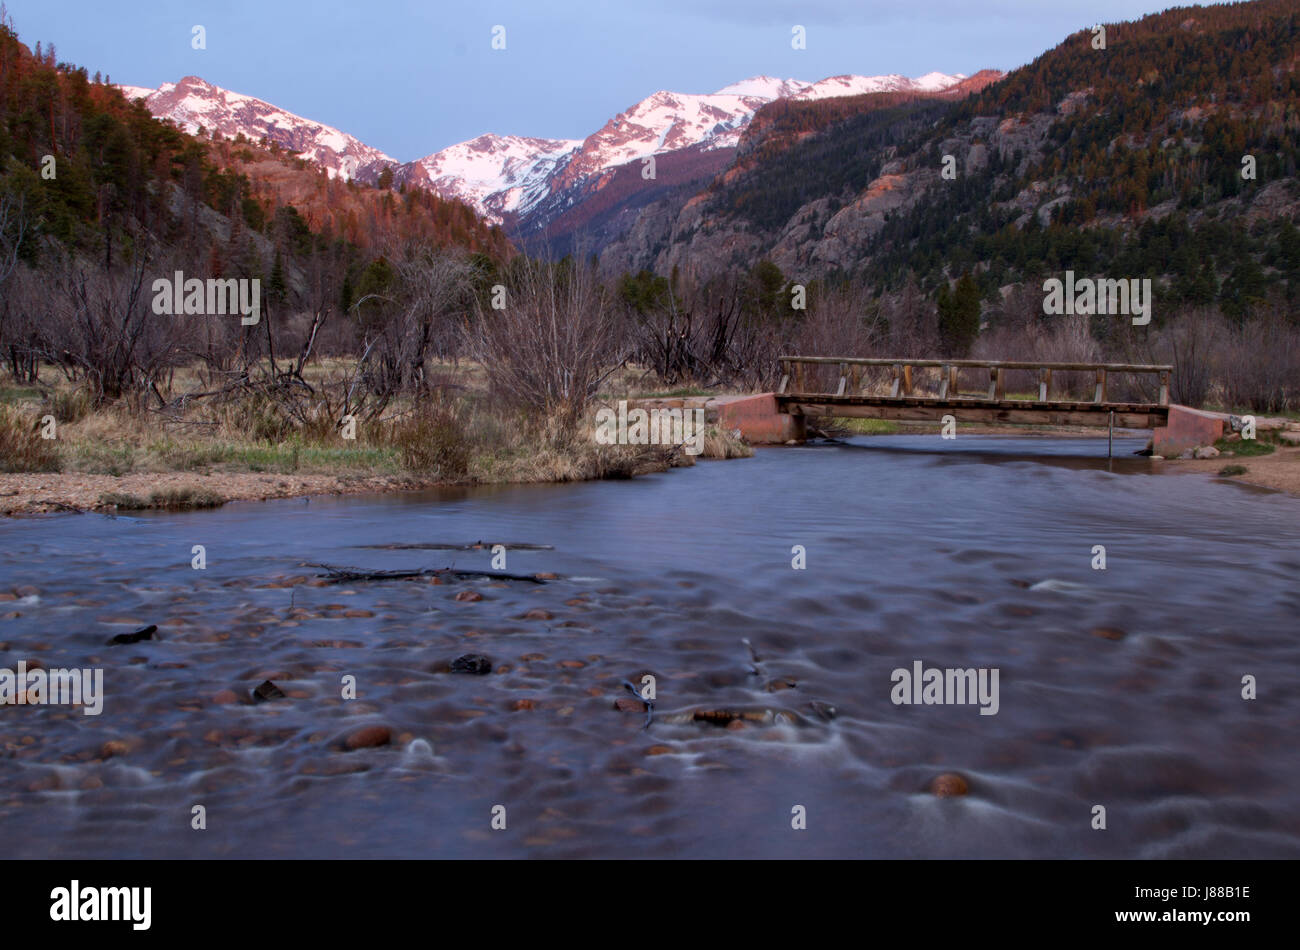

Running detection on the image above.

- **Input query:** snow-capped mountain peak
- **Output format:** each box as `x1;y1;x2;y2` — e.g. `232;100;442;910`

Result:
713;75;813;99
117;76;395;182
117;68;985;226
398;134;582;222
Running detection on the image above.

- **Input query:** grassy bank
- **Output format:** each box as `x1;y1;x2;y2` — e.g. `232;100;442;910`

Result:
0;362;752;515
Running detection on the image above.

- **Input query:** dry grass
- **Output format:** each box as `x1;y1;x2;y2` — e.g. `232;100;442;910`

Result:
0;405;60;472
0;360;750;492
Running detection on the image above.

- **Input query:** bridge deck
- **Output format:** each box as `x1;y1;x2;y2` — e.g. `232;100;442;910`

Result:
776;357;1173;430
778;394;1169;429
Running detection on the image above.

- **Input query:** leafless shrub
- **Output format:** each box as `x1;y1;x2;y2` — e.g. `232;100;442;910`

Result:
465;259;623;427
43;252;186;405
1218;307;1300;413
355;248;474;400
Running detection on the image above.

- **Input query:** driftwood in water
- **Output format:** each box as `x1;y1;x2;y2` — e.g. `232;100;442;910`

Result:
309;563;549;585
356;541;554;551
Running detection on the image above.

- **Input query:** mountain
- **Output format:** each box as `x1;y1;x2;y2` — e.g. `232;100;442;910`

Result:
394;133;581;224
119;76;396;184
118;70;981;252
599;0;1300;316
406;73;972;231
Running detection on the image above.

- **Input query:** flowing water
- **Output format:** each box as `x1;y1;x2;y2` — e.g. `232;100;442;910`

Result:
2;436;1298;858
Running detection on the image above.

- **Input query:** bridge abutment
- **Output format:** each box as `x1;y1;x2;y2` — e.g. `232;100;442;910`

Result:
710;393;806;444
1151;405;1226;457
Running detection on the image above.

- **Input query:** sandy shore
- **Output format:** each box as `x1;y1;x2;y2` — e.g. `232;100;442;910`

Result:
0;471;436;516
1158;444;1300;496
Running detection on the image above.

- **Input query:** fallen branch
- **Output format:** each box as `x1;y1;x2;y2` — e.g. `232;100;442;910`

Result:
308;563;549;584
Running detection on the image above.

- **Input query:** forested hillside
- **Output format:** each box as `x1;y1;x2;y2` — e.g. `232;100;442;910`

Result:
0;19;510;396
606;0;1300;316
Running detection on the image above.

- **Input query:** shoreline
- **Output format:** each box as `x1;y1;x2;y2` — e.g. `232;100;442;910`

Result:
0;471;440;517
4;430;1297;517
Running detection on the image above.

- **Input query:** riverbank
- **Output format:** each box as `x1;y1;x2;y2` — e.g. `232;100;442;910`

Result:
0;366;754;515
3;364;1297;513
0;470;437;516
5;426;1297;515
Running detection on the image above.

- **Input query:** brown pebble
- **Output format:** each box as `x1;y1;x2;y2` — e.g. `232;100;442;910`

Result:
558;659;584;669
342;610;375;618
645;745;674;756
534;572;559;580
211;689;240;706
565;598;588;606
765;679;797;691
614;697;647;713
512;699;535;711
726;719;747;731
930;773;969;797
523;608;553;621
454;590;483;602
1091;627;1127;641
344;725;392;750
101;740;131;758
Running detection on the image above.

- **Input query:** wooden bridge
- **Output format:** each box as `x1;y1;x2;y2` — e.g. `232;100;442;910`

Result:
776;357;1172;429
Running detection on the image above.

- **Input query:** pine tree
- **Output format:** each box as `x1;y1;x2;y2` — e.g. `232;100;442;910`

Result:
937;272;981;356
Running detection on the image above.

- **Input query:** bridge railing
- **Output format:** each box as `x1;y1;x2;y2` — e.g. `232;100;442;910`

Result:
777;357;1173;406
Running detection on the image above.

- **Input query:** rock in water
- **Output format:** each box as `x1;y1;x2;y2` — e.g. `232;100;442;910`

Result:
806;701;837;721
344;725;392;750
450;654;492;675
930;773;970;797
251;680;286;703
109;624;157;645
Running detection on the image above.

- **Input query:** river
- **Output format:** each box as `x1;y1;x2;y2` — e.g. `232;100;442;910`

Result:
2;435;1298;858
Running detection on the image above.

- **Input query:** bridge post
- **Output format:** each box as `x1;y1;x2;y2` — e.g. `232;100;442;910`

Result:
836;362;847;397
1093;368;1107;404
987;366;1004;401
1038;367;1051;402
1158;370;1169;406
938;364;951;399
902;364;913;396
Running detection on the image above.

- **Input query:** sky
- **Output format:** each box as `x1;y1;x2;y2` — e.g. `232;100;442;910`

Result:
6;1;1236;162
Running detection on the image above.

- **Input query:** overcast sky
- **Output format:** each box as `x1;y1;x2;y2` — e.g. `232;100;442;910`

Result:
7;1;1234;162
